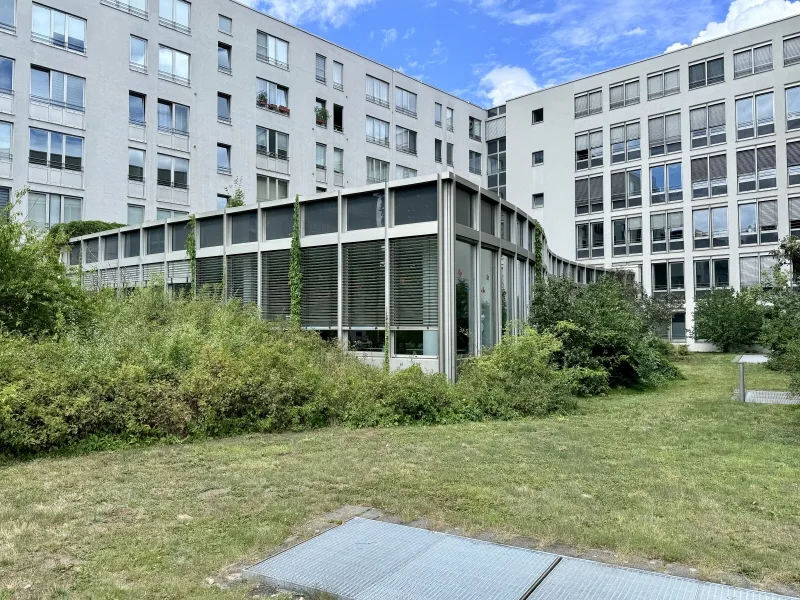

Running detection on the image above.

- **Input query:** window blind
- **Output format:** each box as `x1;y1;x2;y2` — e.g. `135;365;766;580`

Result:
342;240;385;327
390;236;438;328
301;245;338;328
261;249;290;321
227;253;258;305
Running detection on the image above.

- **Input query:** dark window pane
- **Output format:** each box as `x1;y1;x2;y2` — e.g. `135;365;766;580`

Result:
199;216;223;248
265;205;293;239
480;199;494;235
304;199;338;235
124;230;140;258
394;183;437;225
171;221;190;251
394;330;425;355
231;212;258;244
346;191;385;230
146;226;165;254
456;187;473;227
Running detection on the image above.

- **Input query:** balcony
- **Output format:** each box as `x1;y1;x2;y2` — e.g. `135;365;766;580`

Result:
157;127;190;152
158;17;190;35
100;0;148;19
334;169;343;187
0;152;11;179
129;120;146;142
31;32;86;54
29;96;85;129
28;159;84;189
0;88;13;114
366;95;390;109
158;71;190;87
256;49;289;71
316;165;327;183
256;96;290;117
128;176;145;198
256;148;289;175
156;181;189;205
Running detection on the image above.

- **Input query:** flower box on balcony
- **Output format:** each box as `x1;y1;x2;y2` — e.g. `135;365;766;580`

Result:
279;106;290;115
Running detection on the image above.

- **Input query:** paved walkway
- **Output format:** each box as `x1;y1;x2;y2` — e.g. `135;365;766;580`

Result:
243;517;796;600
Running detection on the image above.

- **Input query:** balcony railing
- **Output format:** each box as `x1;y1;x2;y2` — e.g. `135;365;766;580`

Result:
100;0;148;19
0;21;15;34
435;120;442;128
469;165;481;175
366;176;387;185
333;124;343;133
218;64;232;75
333;81;343;91
158;70;190;86
30;95;85;129
156;126;190;152
156;180;189;205
447;159;454;167
256;147;290;175
28;158;84;188
396;106;416;118
256;49;289;70
469;132;482;142
129;61;147;74
31;32;85;54
446;120;454;132
366;95;390;109
256;97;290;116
158;17;190;35
316;74;326;84
366;135;389;148
0;152;11;179
334;169;343;187
218;115;231;125
396;144;417;156
218;166;231;175
128;119;146;142
316;165;327;183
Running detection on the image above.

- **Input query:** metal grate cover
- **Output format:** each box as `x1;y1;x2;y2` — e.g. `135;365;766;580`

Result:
745;391;800;405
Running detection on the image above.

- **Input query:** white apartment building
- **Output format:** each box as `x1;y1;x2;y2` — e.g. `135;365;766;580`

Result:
3;0;800;348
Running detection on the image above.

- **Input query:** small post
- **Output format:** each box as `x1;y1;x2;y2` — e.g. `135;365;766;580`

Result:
739;362;746;401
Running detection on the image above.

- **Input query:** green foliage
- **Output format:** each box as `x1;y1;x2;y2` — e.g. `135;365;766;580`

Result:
533;221;543;277
224;177;245;207
530;276;681;392
773;235;800;286
692;288;764;352
47;220;124;240
186;215;196;296
314;106;330;124
759;270;800;395
289;195;302;326
0;196;93;337
0;289;580;456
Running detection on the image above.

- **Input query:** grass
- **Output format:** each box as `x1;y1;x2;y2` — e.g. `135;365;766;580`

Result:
1;353;799;599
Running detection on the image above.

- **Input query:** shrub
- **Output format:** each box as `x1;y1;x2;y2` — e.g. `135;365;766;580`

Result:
530;276;681;391
758;268;800;394
47;220;123;240
692;288;764;352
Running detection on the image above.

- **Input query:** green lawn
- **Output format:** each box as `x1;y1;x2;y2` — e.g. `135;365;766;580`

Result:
1;354;799;599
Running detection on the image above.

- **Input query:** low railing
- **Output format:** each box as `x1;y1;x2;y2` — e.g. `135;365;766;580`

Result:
158;70;190;86
31;32;85;53
100;0;148;19
158;17;190;35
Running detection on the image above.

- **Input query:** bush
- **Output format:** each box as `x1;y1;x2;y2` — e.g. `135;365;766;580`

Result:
47;220;123;241
530;276;681;391
0;289;579;456
692;288;764;352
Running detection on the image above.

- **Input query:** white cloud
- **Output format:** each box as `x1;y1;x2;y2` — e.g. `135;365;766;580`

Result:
625;27;647;36
382;28;398;48
243;0;376;28
403;27;416;39
666;0;800;50
478;65;539;106
665;42;689;52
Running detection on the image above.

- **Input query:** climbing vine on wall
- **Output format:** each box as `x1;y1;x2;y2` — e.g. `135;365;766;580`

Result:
289;194;302;326
533;219;543;278
186;215;196;297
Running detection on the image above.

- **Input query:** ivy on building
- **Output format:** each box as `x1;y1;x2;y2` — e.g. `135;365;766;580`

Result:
289;194;302;326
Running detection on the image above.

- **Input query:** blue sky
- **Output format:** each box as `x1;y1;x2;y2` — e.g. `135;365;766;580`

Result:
240;0;800;107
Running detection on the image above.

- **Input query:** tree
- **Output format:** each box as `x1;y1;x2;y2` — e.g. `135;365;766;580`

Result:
224;177;245;207
692;288;763;352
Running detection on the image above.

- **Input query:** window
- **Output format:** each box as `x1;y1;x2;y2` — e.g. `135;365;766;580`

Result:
694;258;729;295
157;153;188;189
739;199;778;245
610;168;642;209
790;197;800;238
647;68;679;99
787;85;800;130
157;100;189;134
366;75;389;108
532;193;544;208
129;92;145;125
789;140;800;185
255;128;289;161
689;56;724;89
575;175;603;215
575;129;602;169
576;221;604;259
500;209;512;242
315;54;326;84
396;164;417;179
27;192;81;228
612;216;643;256
609;79;639;109
737;146;776;192
532;108;543;124
740;254;778;288
1;0;15;31
123;229;141;258
158;46;190;85
146;226;165;254
469;151;481;175
256;31;289;69
157;208;188;221
693;206;728;249
130;36;147;72
434;139;442;163
690;102;726;148
256;78;289;111
649;112;681;156
469;116;481;141
158;0;190;34
0;121;10;158
651;210;683;252
691;153;727;198
217;144;230;175
366;116;389;147
30;66;85;110
333;61;343;90
331;104;343;133
651;261;684;295
314;98;327;127
396;126;417;155
650;162;683;204
0;56;12;95
127;203;144;226
256;175;288;202
366;157;389;184
102;234;119;260
480;199;495;235
447;143;454;167
218;14;231;35
574;89;602;118
347;191;385;229
29;127;83;170
217;93;230;124
226;212;257;245
31;4;86;53
532;150;544;166
434;103;442;127
128;148;144;181
784;34;800;66
610;121;640;163
455;187;473;227
736;92;774;140
487;138;506;199
734;43;772;78
333;147;343;181
199;216;223;248
316;142;326;170
446;107;454;132
217;43;231;75
396;87;417;117
394;183;437;225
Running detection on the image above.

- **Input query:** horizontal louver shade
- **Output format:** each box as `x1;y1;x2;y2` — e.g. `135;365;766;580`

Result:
757;145;776;170
83;271;98;288
785;36;800;66
690;107;706;131
101;268;118;287
611;172;626;198
709;154;727;179
168;260;190;282
649;117;664;144
227;253;258;305
589;176;603;200
196;256;224;298
610;125;624;144
737;149;756;175
390;236;438;328
121;265;140;285
691;157;708;182
627;122;640;139
143;262;164;282
261;249;290;321
759;200;778;228
485;117;506;141
754;44;772;72
0;187;9;212
708;103;725;128
740;256;759;287
301;245;338;327
788;141;800;167
343;240;385;327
